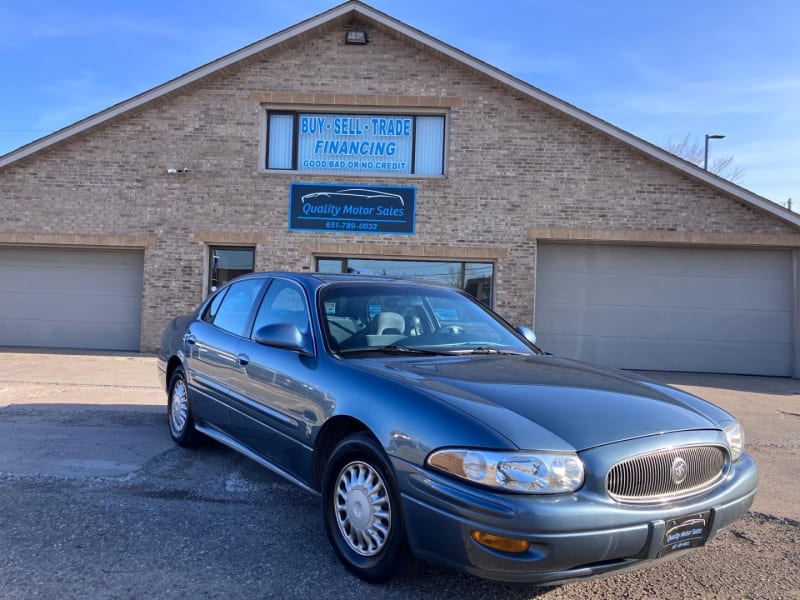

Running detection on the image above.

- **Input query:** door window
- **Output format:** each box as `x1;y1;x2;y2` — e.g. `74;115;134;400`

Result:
210;279;264;337
253;279;310;336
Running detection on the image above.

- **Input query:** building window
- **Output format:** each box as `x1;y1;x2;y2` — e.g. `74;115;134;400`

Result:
266;111;445;176
208;246;255;294
267;113;294;170
316;257;494;307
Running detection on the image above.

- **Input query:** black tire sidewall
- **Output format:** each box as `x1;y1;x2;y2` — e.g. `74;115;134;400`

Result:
322;432;407;583
167;368;194;446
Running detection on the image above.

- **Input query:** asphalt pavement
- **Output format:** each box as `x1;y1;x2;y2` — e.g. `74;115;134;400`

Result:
0;350;798;599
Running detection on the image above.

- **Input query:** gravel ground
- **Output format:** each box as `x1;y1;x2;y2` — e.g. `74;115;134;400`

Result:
0;352;798;599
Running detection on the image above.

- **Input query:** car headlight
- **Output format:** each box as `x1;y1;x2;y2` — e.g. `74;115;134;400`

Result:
724;422;745;462
427;449;584;494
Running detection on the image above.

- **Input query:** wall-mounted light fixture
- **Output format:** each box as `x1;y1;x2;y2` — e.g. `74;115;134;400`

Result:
166;167;191;174
345;29;369;45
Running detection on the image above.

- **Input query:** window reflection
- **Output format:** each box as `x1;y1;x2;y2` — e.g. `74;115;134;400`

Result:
209;246;255;294
211;279;264;337
316;257;494;306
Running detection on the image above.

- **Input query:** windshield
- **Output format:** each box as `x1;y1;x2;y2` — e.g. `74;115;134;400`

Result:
318;282;536;356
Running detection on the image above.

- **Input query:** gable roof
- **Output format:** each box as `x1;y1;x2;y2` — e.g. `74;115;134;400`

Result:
2;0;798;228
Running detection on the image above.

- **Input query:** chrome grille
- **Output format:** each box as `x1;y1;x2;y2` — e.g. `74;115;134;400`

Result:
606;445;727;503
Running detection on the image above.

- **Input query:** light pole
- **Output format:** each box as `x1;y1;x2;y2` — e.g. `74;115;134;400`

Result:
704;134;725;170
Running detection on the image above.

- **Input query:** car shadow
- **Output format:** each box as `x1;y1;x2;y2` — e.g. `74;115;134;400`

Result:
390;560;557;598
182;440;562;598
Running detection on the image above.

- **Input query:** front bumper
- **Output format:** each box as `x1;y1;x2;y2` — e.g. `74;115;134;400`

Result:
395;451;758;584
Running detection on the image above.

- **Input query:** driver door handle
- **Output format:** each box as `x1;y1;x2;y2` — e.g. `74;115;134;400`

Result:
237;353;250;366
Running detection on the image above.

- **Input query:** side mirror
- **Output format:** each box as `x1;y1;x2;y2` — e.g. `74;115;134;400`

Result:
254;323;312;355
515;326;537;346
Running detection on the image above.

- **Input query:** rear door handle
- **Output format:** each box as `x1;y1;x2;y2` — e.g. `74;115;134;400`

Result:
237;353;250;366
185;335;197;345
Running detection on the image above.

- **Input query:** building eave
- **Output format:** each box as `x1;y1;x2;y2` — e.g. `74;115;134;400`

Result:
0;1;359;170
363;4;800;228
2;0;797;228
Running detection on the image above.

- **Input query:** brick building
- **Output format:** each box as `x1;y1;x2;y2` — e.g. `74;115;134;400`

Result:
1;1;799;376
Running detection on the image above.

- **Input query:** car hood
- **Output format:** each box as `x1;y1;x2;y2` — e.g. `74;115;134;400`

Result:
350;354;726;451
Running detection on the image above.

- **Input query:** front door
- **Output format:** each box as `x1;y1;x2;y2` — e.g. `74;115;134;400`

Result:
229;278;322;476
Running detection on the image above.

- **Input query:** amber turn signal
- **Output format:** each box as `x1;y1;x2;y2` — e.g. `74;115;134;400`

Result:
471;531;531;553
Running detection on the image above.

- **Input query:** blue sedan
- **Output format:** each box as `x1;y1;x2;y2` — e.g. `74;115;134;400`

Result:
157;272;757;584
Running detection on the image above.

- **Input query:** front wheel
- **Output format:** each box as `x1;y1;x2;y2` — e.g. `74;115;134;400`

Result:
167;368;197;447
322;433;408;583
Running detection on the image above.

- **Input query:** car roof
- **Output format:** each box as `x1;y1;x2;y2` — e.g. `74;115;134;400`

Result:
233;271;446;286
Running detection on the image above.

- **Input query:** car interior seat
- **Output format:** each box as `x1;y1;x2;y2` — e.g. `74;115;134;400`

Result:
373;311;405;335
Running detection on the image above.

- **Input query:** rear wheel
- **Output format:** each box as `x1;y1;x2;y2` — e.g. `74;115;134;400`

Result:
322;433;408;583
167;368;196;446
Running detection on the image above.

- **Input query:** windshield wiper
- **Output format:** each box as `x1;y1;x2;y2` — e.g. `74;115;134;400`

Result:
338;344;455;356
454;346;528;355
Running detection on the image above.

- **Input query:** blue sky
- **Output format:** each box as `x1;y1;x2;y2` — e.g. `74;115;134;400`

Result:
1;0;798;208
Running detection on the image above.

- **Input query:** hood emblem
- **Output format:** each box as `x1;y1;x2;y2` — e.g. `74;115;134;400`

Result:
671;456;688;485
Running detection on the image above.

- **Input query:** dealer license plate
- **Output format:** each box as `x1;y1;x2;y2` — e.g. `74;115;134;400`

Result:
659;511;711;557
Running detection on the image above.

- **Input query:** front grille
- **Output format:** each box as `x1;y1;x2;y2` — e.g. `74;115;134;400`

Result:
606;445;727;503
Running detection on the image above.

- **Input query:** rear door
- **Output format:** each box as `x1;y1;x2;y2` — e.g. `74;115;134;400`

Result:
184;278;266;429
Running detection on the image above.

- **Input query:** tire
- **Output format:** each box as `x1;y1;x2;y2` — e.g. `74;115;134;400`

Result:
167;368;196;447
322;432;408;583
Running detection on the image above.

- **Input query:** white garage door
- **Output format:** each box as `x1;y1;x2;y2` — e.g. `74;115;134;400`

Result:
535;244;793;376
0;247;144;351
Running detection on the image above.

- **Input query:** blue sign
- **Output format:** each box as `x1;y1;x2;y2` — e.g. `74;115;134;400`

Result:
289;183;416;235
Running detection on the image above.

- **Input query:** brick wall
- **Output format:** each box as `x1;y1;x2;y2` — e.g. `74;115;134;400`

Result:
0;26;796;351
